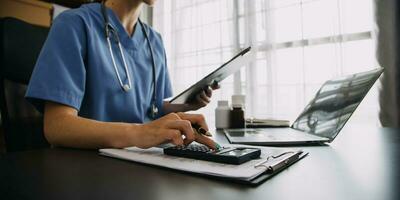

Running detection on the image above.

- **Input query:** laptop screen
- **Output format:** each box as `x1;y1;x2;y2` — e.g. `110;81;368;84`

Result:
291;68;383;140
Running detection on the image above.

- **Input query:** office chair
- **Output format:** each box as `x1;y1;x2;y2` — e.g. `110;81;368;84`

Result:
0;17;50;152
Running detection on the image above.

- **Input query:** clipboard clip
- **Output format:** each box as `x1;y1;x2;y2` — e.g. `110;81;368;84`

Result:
254;150;304;173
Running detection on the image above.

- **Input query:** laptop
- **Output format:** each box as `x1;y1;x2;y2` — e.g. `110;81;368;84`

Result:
224;68;384;145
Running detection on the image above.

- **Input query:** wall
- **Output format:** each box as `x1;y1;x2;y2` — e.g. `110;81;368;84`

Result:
0;0;52;27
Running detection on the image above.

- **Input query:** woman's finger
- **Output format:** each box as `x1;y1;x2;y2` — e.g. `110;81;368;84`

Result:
177;113;209;132
195;134;217;150
165;120;195;145
205;86;212;98
195;94;208;107
199;91;210;103
211;81;220;90
165;129;184;146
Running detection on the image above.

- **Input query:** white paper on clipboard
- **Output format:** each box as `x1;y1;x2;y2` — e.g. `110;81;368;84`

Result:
99;144;303;181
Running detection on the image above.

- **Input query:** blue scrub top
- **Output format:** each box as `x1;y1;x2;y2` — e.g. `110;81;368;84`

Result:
26;3;173;123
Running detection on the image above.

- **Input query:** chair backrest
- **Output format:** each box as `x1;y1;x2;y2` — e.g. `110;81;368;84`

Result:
0;17;50;152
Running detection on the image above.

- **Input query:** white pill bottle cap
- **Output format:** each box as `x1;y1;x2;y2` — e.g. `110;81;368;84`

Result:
231;94;245;108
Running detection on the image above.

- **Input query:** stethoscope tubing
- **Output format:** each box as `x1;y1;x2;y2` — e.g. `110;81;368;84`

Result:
106;36;132;91
101;3;159;118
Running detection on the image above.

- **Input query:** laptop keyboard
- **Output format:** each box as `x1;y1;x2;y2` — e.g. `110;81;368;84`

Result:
226;128;328;142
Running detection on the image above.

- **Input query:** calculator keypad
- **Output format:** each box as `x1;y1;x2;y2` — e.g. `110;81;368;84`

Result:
172;144;225;153
174;144;212;152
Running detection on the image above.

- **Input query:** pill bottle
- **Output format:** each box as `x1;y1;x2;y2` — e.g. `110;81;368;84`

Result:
230;103;245;128
215;100;231;129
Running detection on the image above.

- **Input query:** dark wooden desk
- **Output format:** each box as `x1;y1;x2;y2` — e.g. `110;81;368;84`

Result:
1;125;399;200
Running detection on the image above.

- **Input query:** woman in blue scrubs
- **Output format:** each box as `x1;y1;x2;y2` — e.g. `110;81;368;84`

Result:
25;0;219;149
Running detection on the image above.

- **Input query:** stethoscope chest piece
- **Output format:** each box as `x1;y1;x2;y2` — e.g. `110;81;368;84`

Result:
148;104;159;119
122;84;131;92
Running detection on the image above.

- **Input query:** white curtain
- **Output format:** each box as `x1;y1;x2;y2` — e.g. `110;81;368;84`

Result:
153;0;239;126
153;0;378;126
376;0;400;127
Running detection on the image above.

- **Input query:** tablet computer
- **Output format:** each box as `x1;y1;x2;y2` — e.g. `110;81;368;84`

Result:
170;46;253;104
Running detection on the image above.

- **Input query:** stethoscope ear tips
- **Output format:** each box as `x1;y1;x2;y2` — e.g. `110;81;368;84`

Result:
122;84;131;92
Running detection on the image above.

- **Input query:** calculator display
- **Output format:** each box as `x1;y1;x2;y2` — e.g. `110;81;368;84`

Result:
220;148;256;156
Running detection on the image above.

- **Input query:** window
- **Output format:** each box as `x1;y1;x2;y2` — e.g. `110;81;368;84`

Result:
153;0;377;126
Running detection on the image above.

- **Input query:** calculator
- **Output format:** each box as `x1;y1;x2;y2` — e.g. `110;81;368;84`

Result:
163;144;261;165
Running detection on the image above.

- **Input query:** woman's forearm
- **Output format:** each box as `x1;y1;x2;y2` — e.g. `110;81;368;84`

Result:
44;102;139;149
43;101;218;150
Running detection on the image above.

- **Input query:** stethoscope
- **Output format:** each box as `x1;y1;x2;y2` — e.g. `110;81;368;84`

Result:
101;3;159;119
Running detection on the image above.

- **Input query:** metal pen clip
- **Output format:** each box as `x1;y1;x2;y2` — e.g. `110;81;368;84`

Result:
254;150;303;173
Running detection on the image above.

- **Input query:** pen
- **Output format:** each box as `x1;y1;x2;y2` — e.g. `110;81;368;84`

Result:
192;124;212;137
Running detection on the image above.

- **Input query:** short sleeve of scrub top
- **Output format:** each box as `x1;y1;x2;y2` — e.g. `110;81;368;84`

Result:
26;3;173;123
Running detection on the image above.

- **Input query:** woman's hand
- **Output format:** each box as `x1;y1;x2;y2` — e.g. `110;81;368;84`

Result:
176;112;217;148
186;83;220;111
135;113;217;149
163;82;220;114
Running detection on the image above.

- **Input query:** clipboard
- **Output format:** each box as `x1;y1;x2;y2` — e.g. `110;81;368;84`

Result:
170;47;253;104
237;150;308;185
99;146;308;186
